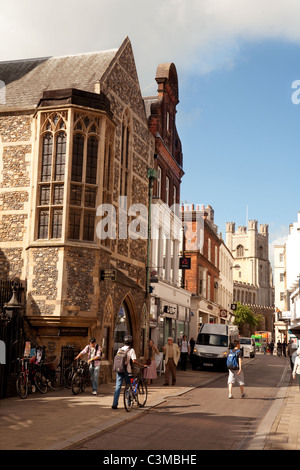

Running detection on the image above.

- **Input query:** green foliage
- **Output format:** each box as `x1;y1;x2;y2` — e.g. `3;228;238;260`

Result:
233;302;261;328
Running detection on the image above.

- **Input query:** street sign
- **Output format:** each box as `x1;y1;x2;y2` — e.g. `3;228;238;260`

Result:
231;303;237;311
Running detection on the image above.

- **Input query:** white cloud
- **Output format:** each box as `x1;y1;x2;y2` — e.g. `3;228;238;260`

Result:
2;0;300;89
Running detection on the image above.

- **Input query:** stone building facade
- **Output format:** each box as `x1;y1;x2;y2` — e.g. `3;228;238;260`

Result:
0;37;156;381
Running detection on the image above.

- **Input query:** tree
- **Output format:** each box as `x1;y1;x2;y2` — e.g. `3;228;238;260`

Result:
233;302;262;332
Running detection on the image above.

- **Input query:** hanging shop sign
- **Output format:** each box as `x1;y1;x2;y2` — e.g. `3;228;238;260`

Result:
179;257;191;269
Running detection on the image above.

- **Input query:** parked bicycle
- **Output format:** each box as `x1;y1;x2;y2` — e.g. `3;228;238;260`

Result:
16;357;30;399
16;357;47;398
41;356;66;391
30;362;48;394
64;361;78;389
35;356;66;391
123;366;148;412
71;360;90;395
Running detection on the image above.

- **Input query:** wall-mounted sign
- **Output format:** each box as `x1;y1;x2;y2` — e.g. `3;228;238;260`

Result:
59;327;88;337
163;305;176;315
100;269;116;281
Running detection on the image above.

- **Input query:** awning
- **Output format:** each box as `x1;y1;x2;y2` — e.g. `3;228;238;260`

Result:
289;323;300;338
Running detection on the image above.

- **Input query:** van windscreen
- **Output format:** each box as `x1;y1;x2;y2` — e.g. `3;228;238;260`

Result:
196;333;228;347
240;338;251;345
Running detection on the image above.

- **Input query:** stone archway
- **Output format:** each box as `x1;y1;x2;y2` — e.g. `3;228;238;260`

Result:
113;292;139;356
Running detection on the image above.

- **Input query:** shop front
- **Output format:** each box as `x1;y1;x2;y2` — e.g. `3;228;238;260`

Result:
149;281;191;348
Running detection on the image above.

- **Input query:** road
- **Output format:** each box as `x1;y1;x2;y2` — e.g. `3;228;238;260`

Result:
69;353;289;451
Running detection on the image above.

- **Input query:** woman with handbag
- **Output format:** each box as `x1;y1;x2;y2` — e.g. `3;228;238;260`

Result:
144;339;159;385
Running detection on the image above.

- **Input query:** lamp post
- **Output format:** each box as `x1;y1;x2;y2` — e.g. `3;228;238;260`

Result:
3;282;23;395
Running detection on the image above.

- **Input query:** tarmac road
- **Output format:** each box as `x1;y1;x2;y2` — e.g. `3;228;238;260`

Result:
68;353;289;451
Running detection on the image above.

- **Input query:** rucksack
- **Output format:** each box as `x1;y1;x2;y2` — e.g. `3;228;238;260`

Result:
226;349;240;370
113;347;130;373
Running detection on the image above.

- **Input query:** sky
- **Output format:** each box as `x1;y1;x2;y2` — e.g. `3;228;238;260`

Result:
1;0;300;259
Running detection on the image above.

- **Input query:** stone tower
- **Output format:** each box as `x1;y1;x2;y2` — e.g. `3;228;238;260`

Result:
226;220;274;307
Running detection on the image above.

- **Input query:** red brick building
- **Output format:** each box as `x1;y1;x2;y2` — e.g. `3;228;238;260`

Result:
182;205;221;337
143;64;191;346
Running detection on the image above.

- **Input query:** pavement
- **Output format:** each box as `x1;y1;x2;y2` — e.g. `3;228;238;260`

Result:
0;354;298;451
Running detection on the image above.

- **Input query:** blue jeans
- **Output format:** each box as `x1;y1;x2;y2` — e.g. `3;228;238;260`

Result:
112;370;130;407
89;364;100;392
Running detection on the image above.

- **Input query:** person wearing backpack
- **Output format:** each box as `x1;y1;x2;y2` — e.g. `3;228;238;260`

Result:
227;340;246;399
112;335;147;409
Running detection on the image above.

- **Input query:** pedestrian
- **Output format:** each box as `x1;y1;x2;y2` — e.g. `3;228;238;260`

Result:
269;341;274;355
292;347;300;390
75;337;102;395
282;340;287;357
162;336;180;386
180;335;190;371
189;337;195;363
112;335;146;409
277;341;282;357
227;340;246;399
288;340;296;369
263;341;267;355
144;339;159;385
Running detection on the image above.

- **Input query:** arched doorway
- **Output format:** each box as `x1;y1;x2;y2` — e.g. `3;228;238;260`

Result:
113;300;133;357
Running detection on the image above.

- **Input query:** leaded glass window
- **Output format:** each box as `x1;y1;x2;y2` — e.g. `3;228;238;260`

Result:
68;114;99;242
37;113;66;240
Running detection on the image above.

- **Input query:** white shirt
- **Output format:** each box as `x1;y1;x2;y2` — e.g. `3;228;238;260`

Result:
119;345;136;373
293;355;300;375
181;340;189;353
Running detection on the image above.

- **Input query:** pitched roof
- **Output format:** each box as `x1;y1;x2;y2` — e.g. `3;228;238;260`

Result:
0;49;118;110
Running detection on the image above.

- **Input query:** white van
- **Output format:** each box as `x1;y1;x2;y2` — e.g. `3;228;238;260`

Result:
192;323;239;371
239;337;256;358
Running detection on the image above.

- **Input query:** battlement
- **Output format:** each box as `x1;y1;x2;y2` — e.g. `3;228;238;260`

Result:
226;219;268;236
181;204;214;223
226;222;235;233
259;224;268;235
248;219;258;231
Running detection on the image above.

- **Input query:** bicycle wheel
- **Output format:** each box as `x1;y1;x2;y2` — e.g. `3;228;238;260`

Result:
137;380;148;407
64;366;74;389
81;378;87;393
124;384;134;412
16;372;28;399
35;371;48;394
48;370;66;391
71;372;82;395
